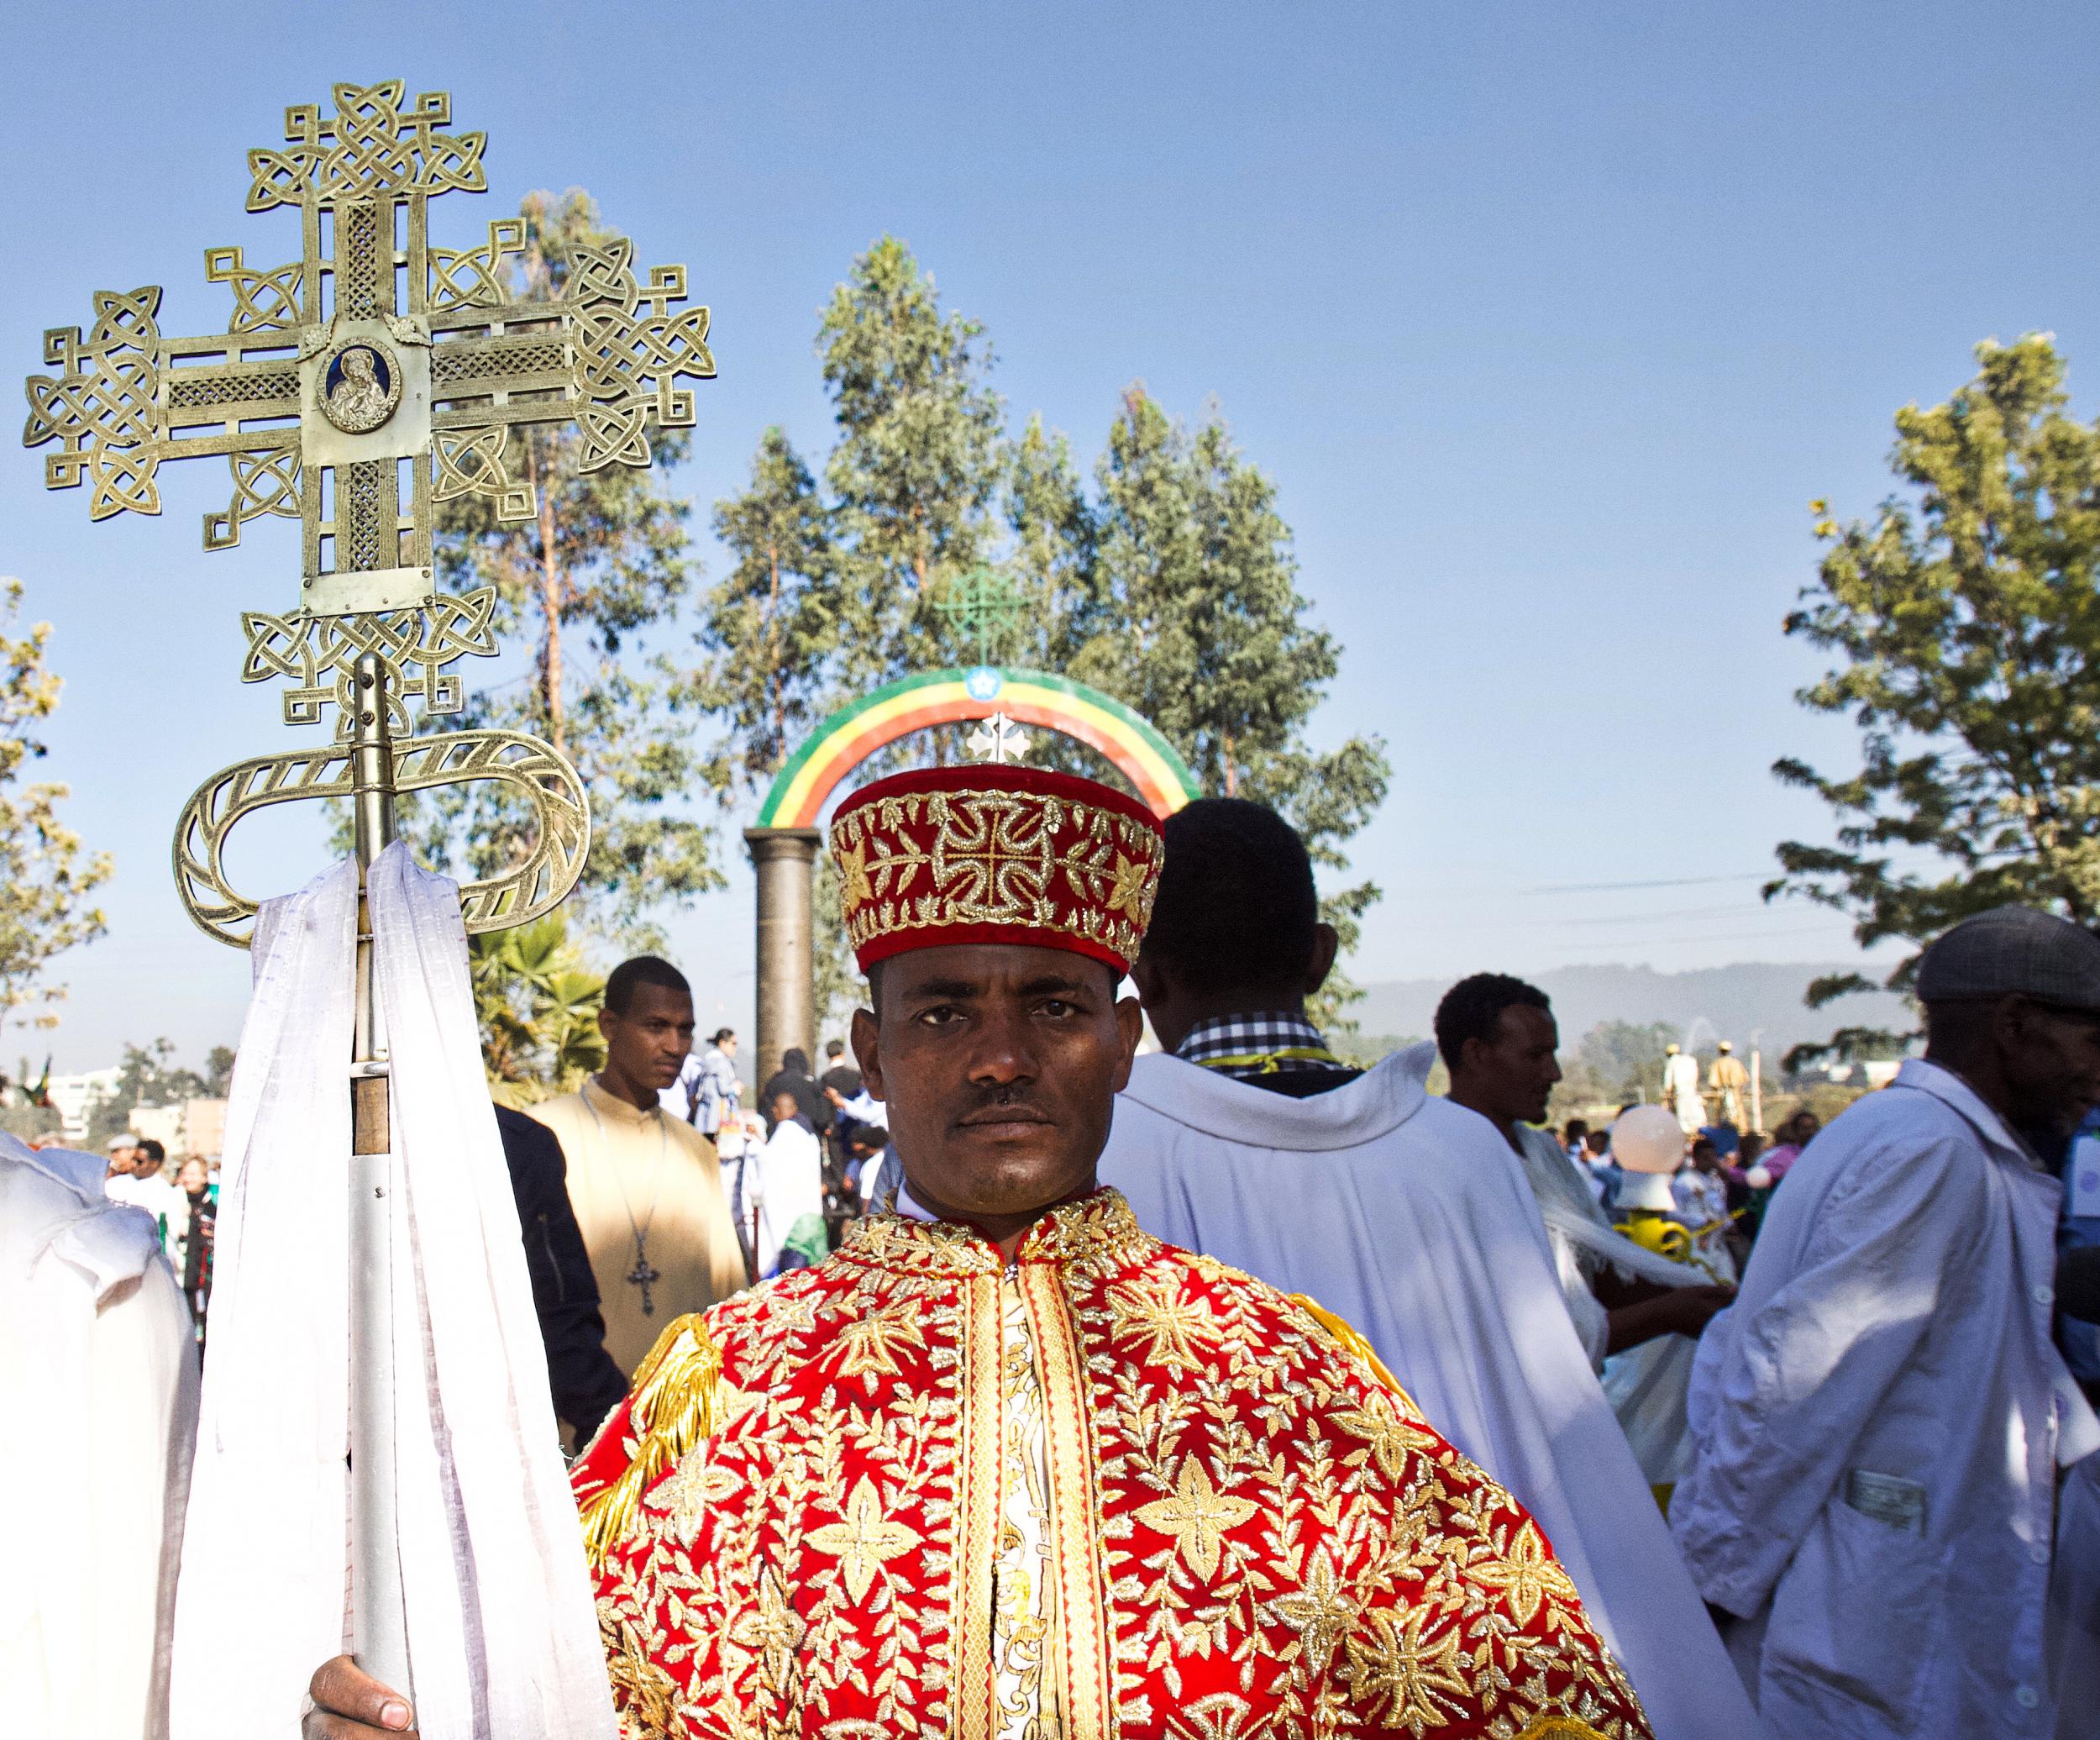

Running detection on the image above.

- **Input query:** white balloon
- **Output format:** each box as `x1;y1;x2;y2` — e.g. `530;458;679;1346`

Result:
1612;1105;1687;1175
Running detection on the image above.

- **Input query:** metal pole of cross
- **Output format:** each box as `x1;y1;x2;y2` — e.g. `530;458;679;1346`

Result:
22;79;716;1692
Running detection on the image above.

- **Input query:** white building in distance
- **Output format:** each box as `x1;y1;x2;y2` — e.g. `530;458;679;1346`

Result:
45;1065;122;1144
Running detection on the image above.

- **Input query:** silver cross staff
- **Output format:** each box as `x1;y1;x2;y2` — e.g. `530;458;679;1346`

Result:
966;711;1032;765
21;79;715;1703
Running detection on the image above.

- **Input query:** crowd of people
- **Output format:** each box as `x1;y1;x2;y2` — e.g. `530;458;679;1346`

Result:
14;765;2100;1740
102;1133;217;1345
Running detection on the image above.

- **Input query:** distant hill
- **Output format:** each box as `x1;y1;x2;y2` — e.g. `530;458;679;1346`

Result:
1349;961;1910;1060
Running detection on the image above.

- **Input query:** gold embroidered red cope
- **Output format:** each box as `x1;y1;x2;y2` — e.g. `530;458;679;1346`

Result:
828;765;1164;975
572;1191;1651;1740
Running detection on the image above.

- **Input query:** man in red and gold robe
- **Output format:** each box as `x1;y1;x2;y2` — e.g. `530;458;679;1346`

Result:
307;765;1651;1740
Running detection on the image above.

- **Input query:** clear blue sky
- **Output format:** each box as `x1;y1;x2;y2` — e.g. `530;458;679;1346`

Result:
3;1;2095;1070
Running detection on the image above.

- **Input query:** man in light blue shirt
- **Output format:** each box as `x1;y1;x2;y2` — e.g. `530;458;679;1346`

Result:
1673;906;2100;1740
661;1028;741;1134
2060;1105;2100;1390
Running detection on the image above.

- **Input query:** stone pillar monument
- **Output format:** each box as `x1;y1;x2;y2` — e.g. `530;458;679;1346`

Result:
745;827;822;1085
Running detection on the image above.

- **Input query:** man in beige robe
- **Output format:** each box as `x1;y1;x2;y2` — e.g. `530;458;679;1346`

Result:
1707;1041;1750;1128
528;958;743;1376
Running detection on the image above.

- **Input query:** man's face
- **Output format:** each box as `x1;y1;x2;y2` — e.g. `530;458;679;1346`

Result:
2005;1000;2100;1132
771;1091;799;1124
601;985;696;1093
179;1159;207;1196
853;943;1142;1228
1464;1003;1563;1127
107;1143;134;1177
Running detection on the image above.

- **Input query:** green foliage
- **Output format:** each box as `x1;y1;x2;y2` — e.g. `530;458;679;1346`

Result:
85;1038;213;1143
699;239;1388;1030
819;236;1006;688
1004;415;1098;664
807;852;864;1041
1557;1019;1677;1111
418;189;725;950
1068;387;1388;1028
203;1045;236;1096
2;1055;60;1140
1772;334;2100;1061
0;579;110;1031
697;428;839;785
470;911;606;1105
0;1096;59;1141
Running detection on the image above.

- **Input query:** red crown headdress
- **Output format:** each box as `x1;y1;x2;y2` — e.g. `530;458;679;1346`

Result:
828;765;1164;975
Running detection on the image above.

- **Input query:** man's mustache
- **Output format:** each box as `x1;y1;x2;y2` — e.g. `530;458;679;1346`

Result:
953;1084;1054;1125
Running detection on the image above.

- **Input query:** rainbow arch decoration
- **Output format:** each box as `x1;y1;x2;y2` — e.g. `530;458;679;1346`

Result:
756;666;1202;828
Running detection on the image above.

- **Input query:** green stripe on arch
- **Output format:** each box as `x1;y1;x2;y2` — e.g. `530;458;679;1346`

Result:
754;667;1202;828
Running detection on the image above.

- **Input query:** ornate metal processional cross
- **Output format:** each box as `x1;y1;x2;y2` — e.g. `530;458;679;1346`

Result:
22;79;716;944
19;80;716;1697
932;564;1029;664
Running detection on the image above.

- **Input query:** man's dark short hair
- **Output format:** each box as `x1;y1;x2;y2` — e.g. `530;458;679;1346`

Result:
604;955;691;1016
782;1047;811;1074
135;1138;167;1164
1563;1118;1588;1141
826;1038;845;1058
1141;798;1317;996
1434;973;1552;1070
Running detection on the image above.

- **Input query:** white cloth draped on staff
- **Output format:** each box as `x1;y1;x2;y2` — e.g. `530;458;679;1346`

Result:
168;847;617;1740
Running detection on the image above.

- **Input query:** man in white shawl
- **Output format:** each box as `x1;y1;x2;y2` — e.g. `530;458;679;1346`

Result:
1;1133;198;1740
747;1088;828;1276
1099;798;1761;1740
1437;974;1736;1486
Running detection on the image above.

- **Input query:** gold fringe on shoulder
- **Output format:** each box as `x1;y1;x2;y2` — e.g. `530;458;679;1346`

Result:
1289;1293;1426;1421
579;1312;725;1567
1512;1718;1611;1740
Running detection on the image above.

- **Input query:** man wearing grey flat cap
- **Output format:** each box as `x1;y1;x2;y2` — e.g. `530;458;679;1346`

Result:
1670;905;2100;1740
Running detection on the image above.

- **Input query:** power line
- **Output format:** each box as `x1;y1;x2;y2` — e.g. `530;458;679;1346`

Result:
1523;872;1771;895
1538;922;1875;949
1528;902;1783;928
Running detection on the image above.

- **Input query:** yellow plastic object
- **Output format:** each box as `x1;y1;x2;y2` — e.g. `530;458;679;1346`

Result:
1619;1211;1693;1264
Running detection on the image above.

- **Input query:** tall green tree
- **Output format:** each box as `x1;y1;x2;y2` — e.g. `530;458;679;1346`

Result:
425;189;724;948
1005;413;1099;664
1772;334;2100;1060
697;428;838;786
1068;386;1389;1026
0;578;110;1031
698;239;1015;1036
819;237;1007;688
